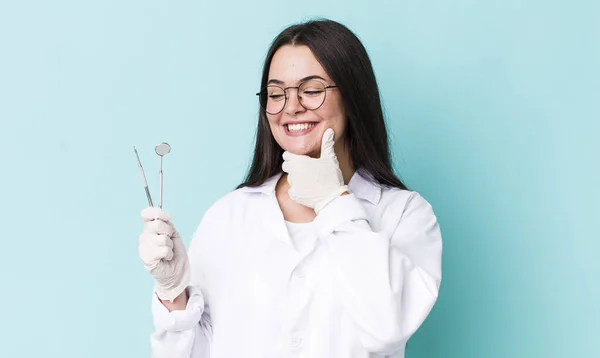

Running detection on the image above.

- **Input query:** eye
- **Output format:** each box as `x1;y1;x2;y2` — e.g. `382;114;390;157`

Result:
269;94;285;101
301;89;324;97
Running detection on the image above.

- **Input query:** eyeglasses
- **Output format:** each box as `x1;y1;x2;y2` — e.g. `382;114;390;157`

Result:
256;80;338;115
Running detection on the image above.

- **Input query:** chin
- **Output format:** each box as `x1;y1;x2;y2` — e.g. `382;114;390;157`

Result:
286;145;320;157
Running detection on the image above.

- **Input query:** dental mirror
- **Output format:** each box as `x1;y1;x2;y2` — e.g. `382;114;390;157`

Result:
155;142;171;156
155;142;171;208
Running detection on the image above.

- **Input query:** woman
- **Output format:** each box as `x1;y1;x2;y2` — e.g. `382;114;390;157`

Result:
138;18;442;358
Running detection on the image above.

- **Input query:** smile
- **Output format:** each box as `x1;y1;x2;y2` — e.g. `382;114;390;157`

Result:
284;122;318;136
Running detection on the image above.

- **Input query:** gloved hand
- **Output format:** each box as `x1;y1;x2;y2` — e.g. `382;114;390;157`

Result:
138;207;190;302
282;128;349;214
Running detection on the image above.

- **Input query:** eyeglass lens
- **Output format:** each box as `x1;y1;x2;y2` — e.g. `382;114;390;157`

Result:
261;80;329;114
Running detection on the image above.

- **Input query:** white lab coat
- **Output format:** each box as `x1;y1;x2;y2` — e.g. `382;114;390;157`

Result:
149;170;442;358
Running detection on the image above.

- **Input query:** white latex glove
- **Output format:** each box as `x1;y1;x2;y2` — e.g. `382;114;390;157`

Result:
282;128;349;214
138;207;190;302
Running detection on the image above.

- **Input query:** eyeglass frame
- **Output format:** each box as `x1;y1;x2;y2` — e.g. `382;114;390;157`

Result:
255;79;338;115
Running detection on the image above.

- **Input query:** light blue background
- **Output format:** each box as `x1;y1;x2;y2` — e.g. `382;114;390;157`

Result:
1;1;598;357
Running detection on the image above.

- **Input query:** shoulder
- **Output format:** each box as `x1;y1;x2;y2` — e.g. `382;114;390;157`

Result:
379;185;435;213
377;185;439;229
196;187;261;224
349;170;436;218
187;188;261;254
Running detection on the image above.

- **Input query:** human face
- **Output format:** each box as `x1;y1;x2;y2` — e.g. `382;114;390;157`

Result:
265;45;346;158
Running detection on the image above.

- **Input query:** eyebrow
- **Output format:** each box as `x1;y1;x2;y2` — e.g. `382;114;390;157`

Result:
267;75;328;85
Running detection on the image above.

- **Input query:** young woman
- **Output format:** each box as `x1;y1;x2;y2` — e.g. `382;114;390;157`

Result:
138;18;443;358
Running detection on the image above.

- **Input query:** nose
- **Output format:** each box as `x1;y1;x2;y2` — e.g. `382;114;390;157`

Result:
284;88;306;115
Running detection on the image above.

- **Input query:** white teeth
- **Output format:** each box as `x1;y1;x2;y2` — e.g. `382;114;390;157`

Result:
287;123;316;132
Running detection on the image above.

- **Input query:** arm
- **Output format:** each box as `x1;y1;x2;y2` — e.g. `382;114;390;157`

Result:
149;208;220;358
313;191;443;355
160;290;188;311
150;284;210;358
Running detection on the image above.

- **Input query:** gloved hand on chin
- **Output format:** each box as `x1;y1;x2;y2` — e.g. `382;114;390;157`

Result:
282;128;349;214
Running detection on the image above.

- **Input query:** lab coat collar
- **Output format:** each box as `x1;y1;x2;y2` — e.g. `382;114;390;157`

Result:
239;168;382;205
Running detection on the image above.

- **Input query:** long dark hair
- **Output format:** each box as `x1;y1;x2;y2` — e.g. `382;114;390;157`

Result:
237;18;407;191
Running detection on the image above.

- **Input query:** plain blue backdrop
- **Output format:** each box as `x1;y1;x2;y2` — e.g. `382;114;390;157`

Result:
1;1;598;357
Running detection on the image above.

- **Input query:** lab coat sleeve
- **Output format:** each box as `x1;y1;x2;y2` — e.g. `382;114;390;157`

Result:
148;208;219;358
313;191;442;355
150;285;212;357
